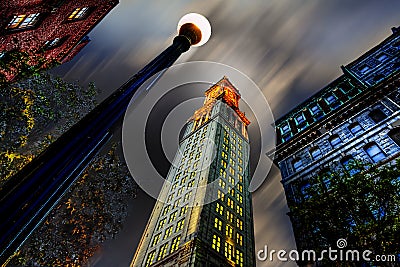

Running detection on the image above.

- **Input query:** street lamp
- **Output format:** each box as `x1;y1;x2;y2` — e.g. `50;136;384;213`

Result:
0;13;211;264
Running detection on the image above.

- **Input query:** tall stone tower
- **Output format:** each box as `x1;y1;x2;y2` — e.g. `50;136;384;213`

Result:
131;77;255;267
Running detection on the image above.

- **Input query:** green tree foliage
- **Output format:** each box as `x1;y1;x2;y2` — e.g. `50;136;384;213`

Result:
289;160;400;265
0;72;97;183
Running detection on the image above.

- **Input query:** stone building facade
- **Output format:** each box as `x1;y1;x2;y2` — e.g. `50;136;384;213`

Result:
272;26;400;252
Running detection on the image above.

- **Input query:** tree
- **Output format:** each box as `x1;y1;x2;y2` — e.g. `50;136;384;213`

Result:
289;159;400;265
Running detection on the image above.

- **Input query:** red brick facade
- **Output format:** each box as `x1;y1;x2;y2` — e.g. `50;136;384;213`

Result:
0;0;118;81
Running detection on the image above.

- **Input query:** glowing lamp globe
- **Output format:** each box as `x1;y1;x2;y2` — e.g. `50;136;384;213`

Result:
177;13;211;47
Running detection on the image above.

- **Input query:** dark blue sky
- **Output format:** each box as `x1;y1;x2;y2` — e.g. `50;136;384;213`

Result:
54;1;400;266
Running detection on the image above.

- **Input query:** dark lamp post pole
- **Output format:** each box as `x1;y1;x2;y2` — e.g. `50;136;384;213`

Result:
0;14;211;264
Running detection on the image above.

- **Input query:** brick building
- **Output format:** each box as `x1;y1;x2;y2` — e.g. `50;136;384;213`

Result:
271;26;400;256
0;0;118;81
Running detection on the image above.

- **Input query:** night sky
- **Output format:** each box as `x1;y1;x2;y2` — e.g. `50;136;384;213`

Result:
53;1;400;266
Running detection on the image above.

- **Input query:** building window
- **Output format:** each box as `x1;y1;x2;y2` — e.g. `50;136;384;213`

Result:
292;158;303;172
341;156;359;176
158;243;168;260
68;7;90;21
227;198;234;209
236;205;243;216
216;203;224;215
224;242;233;260
176;219;185;231
376;53;388;62
145;251;156;267
162;206;171;216
329;134;342;148
310;104;324;120
349;122;363;135
359;64;370;74
388;127;400;146
300;182;311;200
325;94;340;109
236;233;243;246
152;233;161;246
310;147;322;160
236;218;243;230
164;226;173;239
281;123;290;134
170;236;181;253
214;217;222;231
368;108;387;123
169;211;177;223
6;13;41;30
236;250;244;267
212;234;221;252
157;218;166;230
226;210;234;223
180;206;187;216
43;37;66;50
364;143;386;163
225;225;233;238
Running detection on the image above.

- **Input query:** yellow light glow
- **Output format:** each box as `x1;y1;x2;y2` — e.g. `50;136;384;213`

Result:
177;13;211;47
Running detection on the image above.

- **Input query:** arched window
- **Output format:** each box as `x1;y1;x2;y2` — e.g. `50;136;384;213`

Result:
329;134;342;148
292;158;303;172
310;147;322;160
368;108;387;123
348;122;363;135
388;127;400;146
364;142;386;163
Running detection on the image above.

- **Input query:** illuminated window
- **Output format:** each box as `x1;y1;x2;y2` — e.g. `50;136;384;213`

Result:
172;182;178;190
6;13;41;30
167;194;174;202
221;160;227;168
43;37;65;50
177;187;184;196
236;205;243;216
230;143;236;151
237;184;243;193
223;144;229;151
219;169;227;178
219;179;226;189
236;250;244;267
169;211;177;223
152;233;161;246
190;172;196;178
228;176;235;185
173;198;181;208
164;226;173;239
238;157;243;165
158;243;168;260
212;234;221;252
221;151;228;160
224;137;229;144
180;206;187;216
292;158;303;172
176;219;185;231
216;203;224;215
229;158;235;167
232;138;236;145
238;166;243;174
225;225;233;238
229;167;235;176
68;7;90;21
145;250;156;267
226;210;234;223
214;217;222;231
180;176;187;185
238;143;242;151
238;138;242;144
195;152;201;159
162;206;171;216
236;218;243;230
238;174;243;183
238;150;242;157
157;218;166;230
224;242;233;260
231;151;236;158
170;236;181;253
227;198;234;209
218;190;225;201
236;233;243;246
236;194;243;204
187;179;194;188
184;192;192;202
